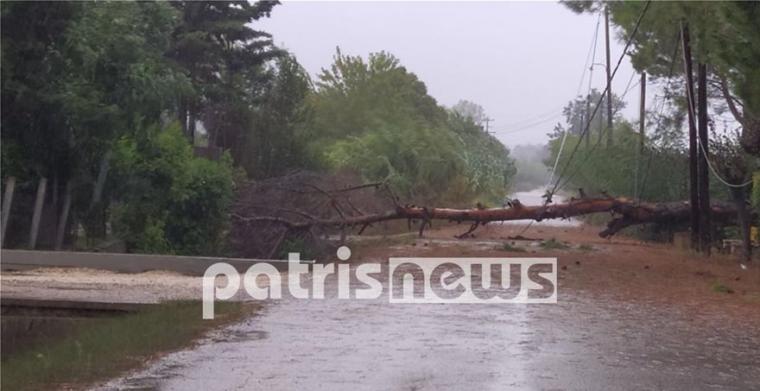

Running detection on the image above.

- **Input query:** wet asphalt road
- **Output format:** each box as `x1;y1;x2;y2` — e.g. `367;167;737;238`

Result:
100;261;760;391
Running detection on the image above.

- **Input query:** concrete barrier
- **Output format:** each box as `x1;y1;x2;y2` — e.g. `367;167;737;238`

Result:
1;249;296;276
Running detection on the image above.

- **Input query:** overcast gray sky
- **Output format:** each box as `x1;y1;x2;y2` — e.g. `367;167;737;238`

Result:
258;1;645;147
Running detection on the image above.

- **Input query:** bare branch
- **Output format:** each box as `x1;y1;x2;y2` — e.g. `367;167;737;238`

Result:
718;73;746;126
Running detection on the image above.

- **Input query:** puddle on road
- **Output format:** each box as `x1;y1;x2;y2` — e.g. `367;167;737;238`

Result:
98;262;760;391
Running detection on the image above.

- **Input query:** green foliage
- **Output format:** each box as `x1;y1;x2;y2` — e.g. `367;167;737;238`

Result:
578;243;594;251
552;88;627;139
566;1;760;155
539;238;571;250
242;54;314;178
111;124;234;255
710;281;734;294
169;1;283;154
275;237;318;261
1;1;193;244
548;123;689;203
500;242;526;252
308;49;515;205
1;1;185;179
2;2;276;253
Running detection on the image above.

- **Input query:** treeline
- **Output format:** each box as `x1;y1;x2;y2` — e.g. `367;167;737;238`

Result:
548;1;760;241
547;88;691;203
552;1;760;206
1;1;514;254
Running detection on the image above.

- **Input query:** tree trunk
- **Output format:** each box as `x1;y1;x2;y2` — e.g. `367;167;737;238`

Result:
729;186;752;262
740;116;760;156
234;197;743;240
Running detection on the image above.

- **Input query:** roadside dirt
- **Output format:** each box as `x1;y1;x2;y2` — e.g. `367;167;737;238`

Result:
353;222;760;320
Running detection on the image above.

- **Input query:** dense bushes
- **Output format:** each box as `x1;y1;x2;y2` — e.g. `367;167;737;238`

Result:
111;124;234;255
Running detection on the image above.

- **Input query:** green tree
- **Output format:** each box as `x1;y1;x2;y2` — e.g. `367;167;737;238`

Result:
309;49;515;205
167;0;283;158
1;1;187;240
547;125;688;203
111;123;235;255
451;100;487;128
556;89;626;139
565;1;760;155
242;54;313;178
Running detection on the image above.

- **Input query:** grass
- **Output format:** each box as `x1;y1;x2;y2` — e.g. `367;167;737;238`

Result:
539;238;570;250
711;281;735;294
578;244;594;251
499;242;526;252
1;300;250;391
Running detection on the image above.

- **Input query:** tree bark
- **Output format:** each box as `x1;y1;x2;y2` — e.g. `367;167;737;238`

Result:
234;197;741;240
729;187;751;262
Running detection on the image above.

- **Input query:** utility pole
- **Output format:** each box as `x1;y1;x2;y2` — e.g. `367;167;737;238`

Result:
697;63;711;255
639;72;646;154
604;6;613;147
635;72;646;199
483;117;493;133
681;23;700;252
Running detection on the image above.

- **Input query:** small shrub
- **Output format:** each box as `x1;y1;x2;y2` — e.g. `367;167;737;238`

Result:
711;281;734;294
539;238;570;250
276;237;318;260
500;242;526;252
578;244;594;251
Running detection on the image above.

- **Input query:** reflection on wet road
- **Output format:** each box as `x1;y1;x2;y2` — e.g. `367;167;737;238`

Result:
100;262;760;390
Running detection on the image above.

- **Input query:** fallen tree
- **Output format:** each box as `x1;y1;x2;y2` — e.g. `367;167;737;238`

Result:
231;172;742;258
235;195;739;239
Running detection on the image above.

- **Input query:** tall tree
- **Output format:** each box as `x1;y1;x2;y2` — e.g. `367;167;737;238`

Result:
565;1;760;155
243;54;313;178
452;100;488;128
2;1;186;240
167;0;282;157
560;88;626;138
309;49;515;205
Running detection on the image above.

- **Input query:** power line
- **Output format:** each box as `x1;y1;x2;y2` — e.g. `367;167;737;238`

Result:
499;106;565;129
513;11;604;238
585;12;602;95
619;72;639;100
492;113;563;135
499;13;602;140
577;12;603;95
549;0;653;196
636;31;682;201
545;12;602;190
683;61;752;188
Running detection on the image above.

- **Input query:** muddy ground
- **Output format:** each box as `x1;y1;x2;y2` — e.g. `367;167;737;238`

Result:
364;223;760;317
94;222;760;390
